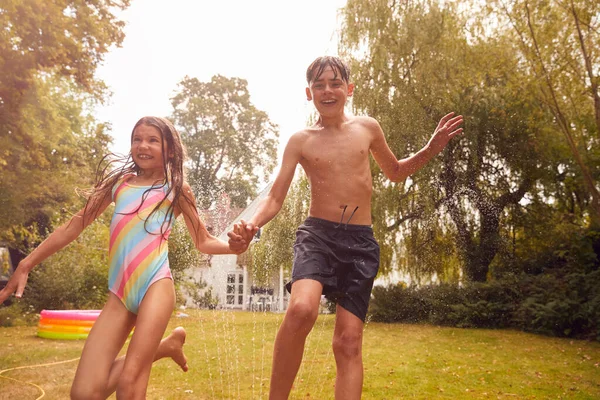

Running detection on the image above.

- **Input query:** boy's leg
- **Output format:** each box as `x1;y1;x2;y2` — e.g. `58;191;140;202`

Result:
332;305;364;400
70;293;136;400
115;278;177;400
269;279;323;400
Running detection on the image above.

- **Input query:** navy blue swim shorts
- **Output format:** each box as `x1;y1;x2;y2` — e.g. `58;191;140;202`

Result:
285;216;380;322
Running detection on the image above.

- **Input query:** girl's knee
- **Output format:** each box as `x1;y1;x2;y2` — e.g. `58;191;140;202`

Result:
70;383;103;400
116;375;138;398
116;364;151;397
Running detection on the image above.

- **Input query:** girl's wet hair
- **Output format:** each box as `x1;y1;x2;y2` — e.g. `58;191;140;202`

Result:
83;116;191;239
306;56;351;84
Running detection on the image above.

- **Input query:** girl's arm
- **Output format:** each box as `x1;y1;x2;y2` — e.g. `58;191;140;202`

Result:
0;191;113;302
177;182;247;255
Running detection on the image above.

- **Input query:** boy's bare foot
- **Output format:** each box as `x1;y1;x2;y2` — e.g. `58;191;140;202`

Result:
160;326;188;372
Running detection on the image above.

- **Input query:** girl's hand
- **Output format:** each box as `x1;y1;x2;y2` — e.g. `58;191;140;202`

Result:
0;262;31;304
228;223;249;254
228;239;248;254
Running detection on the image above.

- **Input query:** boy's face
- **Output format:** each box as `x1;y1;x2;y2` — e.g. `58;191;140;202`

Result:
306;66;354;118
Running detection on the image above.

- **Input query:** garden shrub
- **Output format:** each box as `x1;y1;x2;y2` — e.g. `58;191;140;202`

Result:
23;221;109;311
368;271;598;341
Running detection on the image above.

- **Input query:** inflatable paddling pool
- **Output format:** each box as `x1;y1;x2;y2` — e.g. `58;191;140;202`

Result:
37;310;101;340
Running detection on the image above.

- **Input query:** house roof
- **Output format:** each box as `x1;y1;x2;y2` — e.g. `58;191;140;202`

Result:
202;206;245;235
216;181;273;241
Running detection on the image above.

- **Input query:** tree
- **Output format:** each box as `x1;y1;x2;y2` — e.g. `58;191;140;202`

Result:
0;0;129;104
171;75;279;209
0;0;129;249
340;0;554;281
489;0;600;226
0;76;113;247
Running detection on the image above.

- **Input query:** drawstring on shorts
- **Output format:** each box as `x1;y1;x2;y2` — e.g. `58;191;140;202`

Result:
335;205;359;229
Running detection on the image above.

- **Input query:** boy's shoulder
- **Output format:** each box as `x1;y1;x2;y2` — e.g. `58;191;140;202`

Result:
349;115;380;129
287;115;381;142
288;127;312;143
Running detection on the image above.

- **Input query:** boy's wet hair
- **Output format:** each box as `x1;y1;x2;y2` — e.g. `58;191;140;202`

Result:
306;56;350;84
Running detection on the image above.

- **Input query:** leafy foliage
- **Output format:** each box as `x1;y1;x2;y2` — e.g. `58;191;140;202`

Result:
0;77;112;247
339;0;599;282
171;75;279;209
0;0;128;251
23;217;110;311
370;227;600;340
488;0;600;225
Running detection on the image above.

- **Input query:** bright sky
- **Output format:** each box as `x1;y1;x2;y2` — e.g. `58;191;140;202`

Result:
95;0;348;163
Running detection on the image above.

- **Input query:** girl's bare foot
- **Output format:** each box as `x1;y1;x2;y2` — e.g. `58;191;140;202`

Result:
158;326;188;372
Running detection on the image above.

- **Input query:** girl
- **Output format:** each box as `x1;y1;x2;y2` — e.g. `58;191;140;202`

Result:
0;116;249;399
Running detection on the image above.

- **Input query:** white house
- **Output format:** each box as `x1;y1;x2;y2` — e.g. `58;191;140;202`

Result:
182;182;290;312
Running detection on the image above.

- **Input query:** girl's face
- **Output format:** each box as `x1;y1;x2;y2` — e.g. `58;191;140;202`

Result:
131;124;168;172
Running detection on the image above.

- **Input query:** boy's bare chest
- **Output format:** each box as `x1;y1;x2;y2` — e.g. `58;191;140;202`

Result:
301;133;370;168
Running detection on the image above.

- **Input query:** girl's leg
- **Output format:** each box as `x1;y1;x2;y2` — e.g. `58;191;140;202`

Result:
152;327;188;371
103;326;188;396
115;278;177;400
70;293;136;400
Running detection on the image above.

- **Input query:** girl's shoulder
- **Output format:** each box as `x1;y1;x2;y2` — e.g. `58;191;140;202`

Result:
115;173;136;187
111;173;137;199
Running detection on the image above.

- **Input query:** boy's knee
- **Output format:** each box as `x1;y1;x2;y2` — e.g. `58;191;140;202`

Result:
332;330;362;360
285;301;319;331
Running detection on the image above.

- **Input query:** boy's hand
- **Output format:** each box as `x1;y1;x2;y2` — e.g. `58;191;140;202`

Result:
0;263;30;305
228;220;258;243
242;220;259;240
427;112;464;154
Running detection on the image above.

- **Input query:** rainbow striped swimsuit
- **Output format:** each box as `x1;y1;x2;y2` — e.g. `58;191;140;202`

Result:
108;176;175;314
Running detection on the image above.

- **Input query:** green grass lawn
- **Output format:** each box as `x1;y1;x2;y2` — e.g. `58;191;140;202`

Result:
1;310;599;399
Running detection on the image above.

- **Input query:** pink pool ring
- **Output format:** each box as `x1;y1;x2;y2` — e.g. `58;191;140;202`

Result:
37;310;101;340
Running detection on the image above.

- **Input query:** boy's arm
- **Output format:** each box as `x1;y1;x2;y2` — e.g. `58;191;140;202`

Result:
370;112;463;182
178;182;247;255
243;132;304;233
228;132;303;244
0;191;112;302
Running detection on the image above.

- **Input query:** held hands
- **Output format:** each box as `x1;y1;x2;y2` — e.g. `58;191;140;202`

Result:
427;112;464;155
227;220;258;255
0;261;31;305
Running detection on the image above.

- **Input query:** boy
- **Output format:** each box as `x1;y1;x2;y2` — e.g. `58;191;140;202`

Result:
229;56;463;399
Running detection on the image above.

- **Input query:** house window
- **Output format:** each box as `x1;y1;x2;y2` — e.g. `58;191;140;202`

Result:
226;272;244;306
